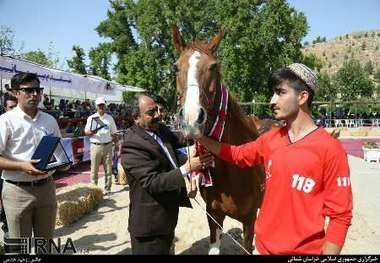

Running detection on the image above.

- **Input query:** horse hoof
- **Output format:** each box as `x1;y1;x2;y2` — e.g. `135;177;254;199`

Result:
208;247;220;255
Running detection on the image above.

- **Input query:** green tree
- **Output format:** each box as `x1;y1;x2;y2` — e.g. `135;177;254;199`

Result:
374;70;380;81
67;45;87;74
312;36;325;44
22;43;59;68
0;25;15;56
22;50;51;66
314;72;336;101
88;43;112;80
335;59;375;100
364;60;374;75
302;53;323;72
96;0;308;106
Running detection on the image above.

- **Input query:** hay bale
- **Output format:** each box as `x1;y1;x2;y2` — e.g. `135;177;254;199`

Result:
350;127;369;136
117;162;128;185
367;128;380;136
56;183;104;226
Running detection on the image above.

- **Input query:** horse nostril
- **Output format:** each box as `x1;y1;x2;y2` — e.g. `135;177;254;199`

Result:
196;108;207;125
178;108;184;119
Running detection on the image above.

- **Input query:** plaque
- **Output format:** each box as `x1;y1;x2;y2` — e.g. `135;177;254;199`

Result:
90;117;107;133
32;136;72;171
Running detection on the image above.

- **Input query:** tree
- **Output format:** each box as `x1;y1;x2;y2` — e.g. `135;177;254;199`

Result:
312;36;326;44
67;45;87;74
364;60;374;75
314;72;336;101
22;50;51;66
88;43;112;80
335;59;375;101
96;0;308;106
302;53;323;72
374;70;380;81
0;25;15;56
22;42;59;68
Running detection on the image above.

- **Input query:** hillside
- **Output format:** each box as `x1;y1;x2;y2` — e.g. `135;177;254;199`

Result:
302;29;380;75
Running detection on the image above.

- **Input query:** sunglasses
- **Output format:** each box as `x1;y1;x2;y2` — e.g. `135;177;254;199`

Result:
17;87;44;94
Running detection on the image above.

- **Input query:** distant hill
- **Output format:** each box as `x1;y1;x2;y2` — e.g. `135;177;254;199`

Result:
302;29;380;75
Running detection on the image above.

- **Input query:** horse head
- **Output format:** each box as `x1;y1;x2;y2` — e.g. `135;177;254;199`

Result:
172;25;225;138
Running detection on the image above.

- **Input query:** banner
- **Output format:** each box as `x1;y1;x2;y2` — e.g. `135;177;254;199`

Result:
0;55;145;102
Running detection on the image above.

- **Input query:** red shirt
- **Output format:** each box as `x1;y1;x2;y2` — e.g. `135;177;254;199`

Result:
220;127;353;255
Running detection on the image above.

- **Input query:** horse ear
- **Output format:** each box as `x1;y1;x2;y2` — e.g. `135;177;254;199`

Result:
207;30;225;54
172;25;186;52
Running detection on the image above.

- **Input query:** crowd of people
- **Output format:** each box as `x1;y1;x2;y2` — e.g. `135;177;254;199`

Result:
0;63;354;255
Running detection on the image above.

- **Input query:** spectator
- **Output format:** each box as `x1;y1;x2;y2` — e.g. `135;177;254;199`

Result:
0;73;61;249
0;94;18;238
84;97;117;195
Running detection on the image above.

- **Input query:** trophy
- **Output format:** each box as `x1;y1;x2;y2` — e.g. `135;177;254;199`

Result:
90;117;107;133
32;136;72;171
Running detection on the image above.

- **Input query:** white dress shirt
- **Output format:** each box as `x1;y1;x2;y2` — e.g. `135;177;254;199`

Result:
0;106;61;182
146;130;188;177
85;112;117;143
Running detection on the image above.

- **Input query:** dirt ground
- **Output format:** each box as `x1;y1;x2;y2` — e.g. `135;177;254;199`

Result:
51;154;380;255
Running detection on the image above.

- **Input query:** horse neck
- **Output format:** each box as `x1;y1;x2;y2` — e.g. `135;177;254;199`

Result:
222;94;259;144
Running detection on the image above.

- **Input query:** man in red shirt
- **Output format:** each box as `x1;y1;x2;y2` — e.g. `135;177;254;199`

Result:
195;63;353;255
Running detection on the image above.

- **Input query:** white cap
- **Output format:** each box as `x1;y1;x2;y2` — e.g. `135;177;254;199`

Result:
95;97;106;105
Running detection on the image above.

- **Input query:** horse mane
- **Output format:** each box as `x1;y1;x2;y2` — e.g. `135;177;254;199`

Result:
228;95;259;140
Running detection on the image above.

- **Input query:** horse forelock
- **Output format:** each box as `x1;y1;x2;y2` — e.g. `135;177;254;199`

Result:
187;41;214;56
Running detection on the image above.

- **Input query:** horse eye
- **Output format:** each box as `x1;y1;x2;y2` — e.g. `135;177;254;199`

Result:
172;63;179;73
209;62;217;71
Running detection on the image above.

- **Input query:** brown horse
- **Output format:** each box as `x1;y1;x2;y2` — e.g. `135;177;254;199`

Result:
246;115;286;136
172;26;264;254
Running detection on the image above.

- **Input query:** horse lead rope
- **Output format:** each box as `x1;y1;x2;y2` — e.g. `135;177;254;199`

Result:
183;84;251;255
192;196;252;255
184;142;251;253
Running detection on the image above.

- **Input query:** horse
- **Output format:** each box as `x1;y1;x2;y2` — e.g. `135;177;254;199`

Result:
172;25;265;254
246;115;286;136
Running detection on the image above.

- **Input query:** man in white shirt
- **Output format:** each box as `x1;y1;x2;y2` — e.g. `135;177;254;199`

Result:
0;73;61;246
84;97;117;195
0;94;18;238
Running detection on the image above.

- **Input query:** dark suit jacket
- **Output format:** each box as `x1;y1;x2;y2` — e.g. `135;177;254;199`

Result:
121;124;191;237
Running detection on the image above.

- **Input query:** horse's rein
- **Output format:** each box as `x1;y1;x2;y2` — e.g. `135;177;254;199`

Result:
182;84;252;255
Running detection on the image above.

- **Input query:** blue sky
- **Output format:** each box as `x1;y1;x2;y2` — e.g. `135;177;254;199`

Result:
1;0;380;70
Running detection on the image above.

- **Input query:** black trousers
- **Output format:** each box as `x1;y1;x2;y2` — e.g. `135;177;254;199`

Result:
130;233;174;255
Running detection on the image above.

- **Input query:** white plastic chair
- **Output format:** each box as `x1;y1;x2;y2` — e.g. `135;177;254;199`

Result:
349;119;355;127
334;119;343;127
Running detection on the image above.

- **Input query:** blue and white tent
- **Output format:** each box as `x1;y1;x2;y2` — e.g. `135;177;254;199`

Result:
0;55;145;102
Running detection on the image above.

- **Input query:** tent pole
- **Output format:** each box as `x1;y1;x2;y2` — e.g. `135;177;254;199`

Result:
0;75;3;106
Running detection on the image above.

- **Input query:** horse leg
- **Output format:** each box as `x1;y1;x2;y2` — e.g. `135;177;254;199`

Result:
242;214;255;254
206;207;225;255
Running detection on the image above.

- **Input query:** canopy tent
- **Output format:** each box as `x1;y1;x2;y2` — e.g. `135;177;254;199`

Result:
0;55;145;102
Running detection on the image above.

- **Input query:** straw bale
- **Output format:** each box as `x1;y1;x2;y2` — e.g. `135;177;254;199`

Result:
367;127;380;136
117;162;128;185
56;183;103;226
350;127;369;136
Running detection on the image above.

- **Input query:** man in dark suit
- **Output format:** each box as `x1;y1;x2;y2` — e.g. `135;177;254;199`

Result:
121;94;214;255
